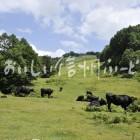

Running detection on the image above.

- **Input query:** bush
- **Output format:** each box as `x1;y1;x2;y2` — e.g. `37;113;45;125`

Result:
121;116;129;123
110;116;121;124
127;100;140;112
92;113;137;124
121;73;133;78
85;105;106;112
100;73;112;78
134;72;140;82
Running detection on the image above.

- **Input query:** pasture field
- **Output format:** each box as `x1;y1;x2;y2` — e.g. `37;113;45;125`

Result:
0;56;140;140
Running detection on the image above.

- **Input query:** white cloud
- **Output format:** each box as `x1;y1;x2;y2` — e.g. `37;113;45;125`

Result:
61;40;84;52
31;44;65;58
80;6;140;40
17;28;32;34
61;40;82;48
1;0;140;42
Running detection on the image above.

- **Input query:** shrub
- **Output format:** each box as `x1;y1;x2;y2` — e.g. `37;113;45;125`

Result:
86;106;101;112
127;99;140;112
92;113;137;124
85;105;106;112
121;73;133;78
121;116;129;123
102;114;109;123
110;116;121;124
134;72;140;82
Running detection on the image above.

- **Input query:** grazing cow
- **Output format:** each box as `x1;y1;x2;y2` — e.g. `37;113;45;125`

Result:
76;95;85;101
1;87;12;95
41;88;53;98
15;86;34;97
106;93;137;111
59;87;63;92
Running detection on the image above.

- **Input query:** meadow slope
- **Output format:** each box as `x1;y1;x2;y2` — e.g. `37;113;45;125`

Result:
0;56;140;140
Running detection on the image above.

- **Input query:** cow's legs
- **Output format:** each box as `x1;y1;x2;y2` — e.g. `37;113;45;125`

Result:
108;102;112;112
41;93;44;97
48;93;51;98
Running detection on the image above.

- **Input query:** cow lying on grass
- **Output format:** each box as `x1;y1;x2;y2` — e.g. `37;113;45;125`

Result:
86;91;93;96
0;95;7;98
76;91;106;107
15;86;34;97
76;95;85;101
41;88;53;98
106;93;137;111
1;87;12;95
88;98;107;107
76;91;99;102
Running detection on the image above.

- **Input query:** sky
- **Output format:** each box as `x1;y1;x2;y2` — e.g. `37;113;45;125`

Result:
0;0;140;57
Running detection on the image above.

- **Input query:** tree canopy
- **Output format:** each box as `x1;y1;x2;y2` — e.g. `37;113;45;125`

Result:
100;25;140;71
0;33;41;89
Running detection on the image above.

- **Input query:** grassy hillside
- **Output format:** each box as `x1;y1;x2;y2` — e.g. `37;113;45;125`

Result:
0;56;140;140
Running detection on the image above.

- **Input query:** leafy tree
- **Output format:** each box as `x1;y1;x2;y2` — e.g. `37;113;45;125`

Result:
0;33;41;90
39;55;52;78
100;25;140;71
119;49;135;67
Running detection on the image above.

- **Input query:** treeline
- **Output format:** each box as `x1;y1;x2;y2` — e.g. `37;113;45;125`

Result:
63;51;100;58
0;33;101;90
1;24;140;90
100;25;140;74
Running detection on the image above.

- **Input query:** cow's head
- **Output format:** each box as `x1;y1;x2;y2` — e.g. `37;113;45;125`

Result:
100;98;107;106
131;96;137;102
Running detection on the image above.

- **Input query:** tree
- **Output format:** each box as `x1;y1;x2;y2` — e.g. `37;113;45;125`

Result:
100;24;140;70
0;33;41;90
119;49;135;67
39;55;52;78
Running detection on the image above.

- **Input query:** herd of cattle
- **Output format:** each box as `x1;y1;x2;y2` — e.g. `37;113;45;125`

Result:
76;91;138;112
0;86;60;98
0;86;139;112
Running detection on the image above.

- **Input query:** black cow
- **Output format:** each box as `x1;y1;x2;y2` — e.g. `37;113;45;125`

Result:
15;86;34;97
99;98;107;106
1;95;7;98
106;93;137;111
86;91;93;96
1;87;12;95
76;95;85;101
86;94;99;102
59;87;63;92
41;88;53;98
89;100;100;107
88;98;106;107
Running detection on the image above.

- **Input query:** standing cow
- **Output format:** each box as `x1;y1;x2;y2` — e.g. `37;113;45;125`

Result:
106;93;137;111
41;88;53;98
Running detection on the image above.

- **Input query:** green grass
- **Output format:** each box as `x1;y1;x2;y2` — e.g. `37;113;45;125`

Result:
0;56;140;140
